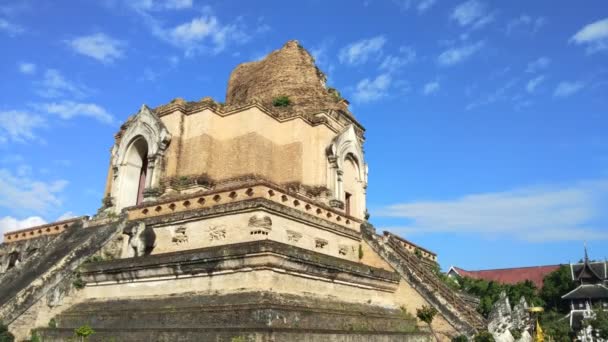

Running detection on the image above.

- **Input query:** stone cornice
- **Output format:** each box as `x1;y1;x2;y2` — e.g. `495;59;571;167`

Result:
82;240;399;292
152;99;365;139
2;216;89;244
125;182;363;235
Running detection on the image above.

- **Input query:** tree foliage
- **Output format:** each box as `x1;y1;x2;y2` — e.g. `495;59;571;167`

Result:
539;265;575;313
416;305;438;325
586;308;608;339
451;334;469;342
446;266;576;342
0;321;14;342
473;331;495;342
455;276;541;317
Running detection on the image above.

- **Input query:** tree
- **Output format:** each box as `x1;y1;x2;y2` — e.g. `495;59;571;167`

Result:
473;331;495;342
586;308;608;339
539;265;575;313
0;321;14;342
417;305;439;341
540;311;572;342
452;334;469;342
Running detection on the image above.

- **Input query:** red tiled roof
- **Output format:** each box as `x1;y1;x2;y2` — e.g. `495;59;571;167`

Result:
450;265;561;289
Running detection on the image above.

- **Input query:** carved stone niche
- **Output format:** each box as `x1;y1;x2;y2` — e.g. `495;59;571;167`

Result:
248;215;272;237
338;245;349;256
172;226;188;245
286;230;302;243
207;225;227;241
315;238;328;249
248;215;272;229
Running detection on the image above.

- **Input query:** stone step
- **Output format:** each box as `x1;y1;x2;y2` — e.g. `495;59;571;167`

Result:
38;327;432;342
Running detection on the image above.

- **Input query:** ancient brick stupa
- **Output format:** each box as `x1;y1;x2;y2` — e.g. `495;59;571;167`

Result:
0;41;485;341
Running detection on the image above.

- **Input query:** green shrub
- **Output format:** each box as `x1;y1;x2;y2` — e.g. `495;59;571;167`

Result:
74;324;95;341
473;331;495;342
358;244;364;260
30;331;41;342
272;96;291;107
72;273;86;289
510;328;522;340
452;335;469;342
416;305;438;325
48;318;57;328
0;321;14;342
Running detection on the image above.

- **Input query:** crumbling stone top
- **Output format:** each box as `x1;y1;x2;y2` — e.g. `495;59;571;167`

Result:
225;40;354;120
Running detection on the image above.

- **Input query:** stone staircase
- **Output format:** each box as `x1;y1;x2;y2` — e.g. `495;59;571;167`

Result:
0;220;121;339
361;223;486;334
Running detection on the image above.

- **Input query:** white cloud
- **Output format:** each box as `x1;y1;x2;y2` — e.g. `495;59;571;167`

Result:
353;73;392;103
339;36;386;65
37;101;114;124
526;75;545;93
417;0;437;13
553;81;585;97
18;62;36;75
525;57;550;73
506;14;546;35
0;17;23;36
66;33;126;64
0;216;46;236
466;78;518;110
36;69;88;99
450;0;494;29
132;0;193;11
0;110;46;144
376;179;608;242
437;41;484;66
0;168;68;214
379;46;416;72
392;0;438;13
570;17;608;53
423;81;440;95
158;15;249;55
56;212;76;221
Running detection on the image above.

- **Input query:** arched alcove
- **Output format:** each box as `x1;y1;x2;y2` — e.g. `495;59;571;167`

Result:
342;154;361;217
326;125;368;219
117;137;149;208
106;105;171;212
8;252;20;269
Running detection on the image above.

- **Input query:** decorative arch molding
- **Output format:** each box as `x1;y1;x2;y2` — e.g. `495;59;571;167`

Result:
326;125;368;218
109;105;171;211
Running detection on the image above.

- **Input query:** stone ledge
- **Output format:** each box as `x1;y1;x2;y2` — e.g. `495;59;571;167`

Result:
82;240;399;291
131;196;362;240
37;291;427;341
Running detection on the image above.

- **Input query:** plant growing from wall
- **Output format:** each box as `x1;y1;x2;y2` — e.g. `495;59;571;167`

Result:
272;96;291;107
509;328;522;340
358;244;364;260
0;321;14;342
72;272;86;289
29;331;41;342
452;334;469;342
416;305;438;341
48;318;57;328
473;331;495;342
414;248;423;259
74;324;95;342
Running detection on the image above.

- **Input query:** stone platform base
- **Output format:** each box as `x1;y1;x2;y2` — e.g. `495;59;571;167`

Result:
38;328;430;342
37;292;430;342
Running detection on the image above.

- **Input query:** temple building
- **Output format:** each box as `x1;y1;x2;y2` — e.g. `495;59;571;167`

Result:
0;41;485;341
447;264;561;289
562;249;608;335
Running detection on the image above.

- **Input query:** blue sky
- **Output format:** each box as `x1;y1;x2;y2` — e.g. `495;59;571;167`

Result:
1;0;607;272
